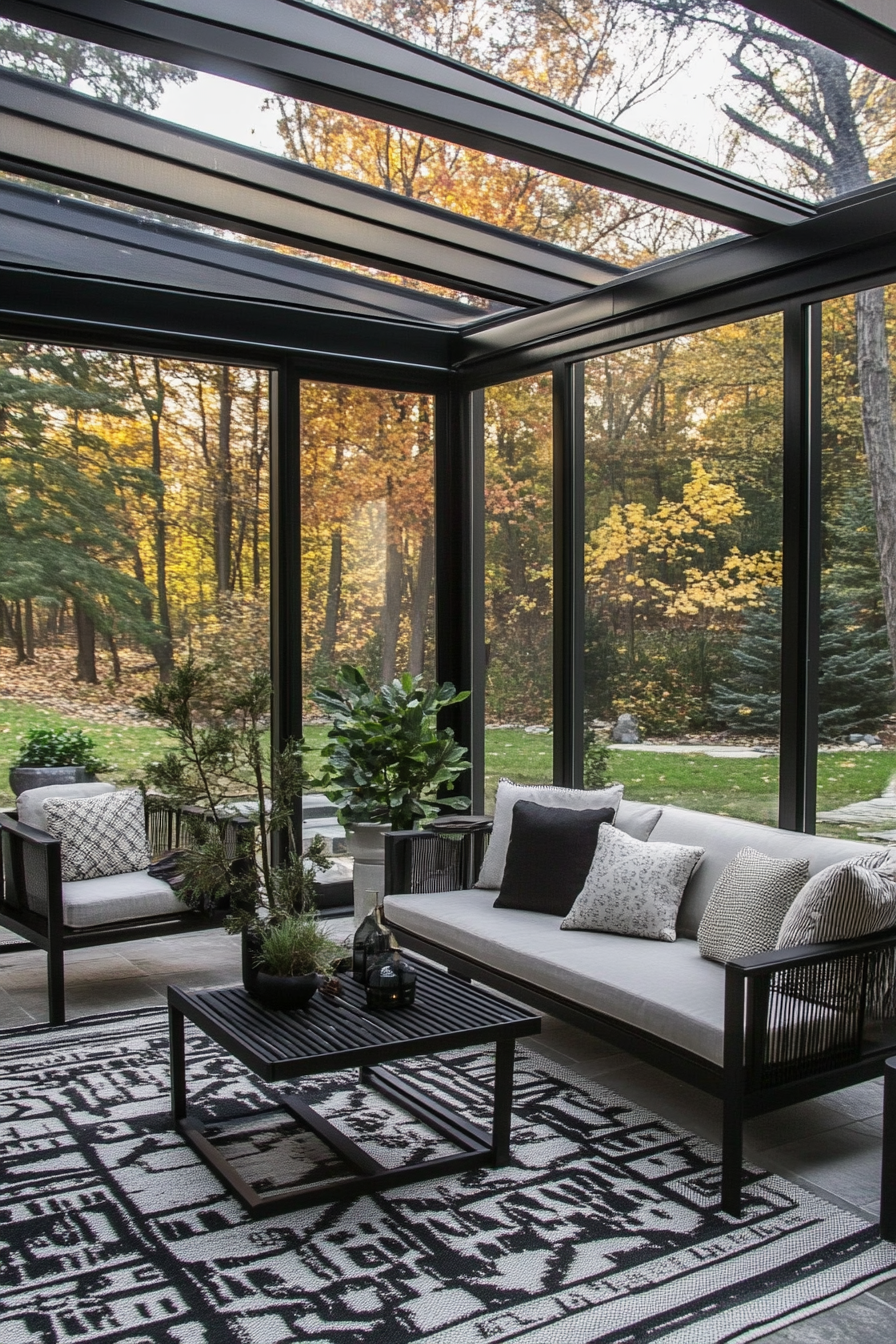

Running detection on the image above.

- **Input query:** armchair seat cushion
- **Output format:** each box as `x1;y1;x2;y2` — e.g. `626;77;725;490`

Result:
59;871;182;929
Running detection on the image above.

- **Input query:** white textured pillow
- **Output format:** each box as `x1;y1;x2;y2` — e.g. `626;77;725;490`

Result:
561;825;704;942
776;852;896;948
42;789;151;882
476;779;623;889
698;847;810;964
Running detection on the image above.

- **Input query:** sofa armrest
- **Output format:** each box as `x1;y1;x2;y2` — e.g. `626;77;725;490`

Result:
385;826;491;897
724;928;896;1091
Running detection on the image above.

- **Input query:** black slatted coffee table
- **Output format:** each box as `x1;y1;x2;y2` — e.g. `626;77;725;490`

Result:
168;961;540;1217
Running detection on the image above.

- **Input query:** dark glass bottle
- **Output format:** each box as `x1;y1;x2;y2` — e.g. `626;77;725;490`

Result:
366;949;417;1010
352;891;391;983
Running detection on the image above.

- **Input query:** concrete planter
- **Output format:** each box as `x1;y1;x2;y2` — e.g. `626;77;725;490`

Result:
343;822;392;925
9;765;87;797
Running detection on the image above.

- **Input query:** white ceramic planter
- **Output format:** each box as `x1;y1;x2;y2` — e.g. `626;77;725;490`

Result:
343;822;392;925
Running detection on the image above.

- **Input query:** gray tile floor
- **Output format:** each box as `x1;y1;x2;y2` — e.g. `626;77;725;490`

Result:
1;924;894;1340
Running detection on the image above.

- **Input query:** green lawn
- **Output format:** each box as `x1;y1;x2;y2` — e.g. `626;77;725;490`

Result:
2;700;893;844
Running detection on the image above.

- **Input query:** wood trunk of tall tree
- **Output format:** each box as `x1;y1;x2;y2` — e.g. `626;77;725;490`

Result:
380;484;404;684
855;287;896;672
408;524;434;676
74;603;97;683
131;356;173;681
46;603;58;638
23;597;34;660
105;631;122;682
215;365;234;594
0;598;26;662
318;434;344;668
134;546;153;624
250;371;265;590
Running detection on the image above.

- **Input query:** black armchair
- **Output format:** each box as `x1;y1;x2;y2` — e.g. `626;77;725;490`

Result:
0;798;254;1025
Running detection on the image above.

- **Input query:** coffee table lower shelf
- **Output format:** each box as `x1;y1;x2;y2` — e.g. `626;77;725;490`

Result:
168;971;540;1219
176;1058;509;1217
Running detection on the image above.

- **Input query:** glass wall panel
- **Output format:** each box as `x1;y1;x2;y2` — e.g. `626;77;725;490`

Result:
816;289;896;843
318;1;896;205
483;373;553;806
0;341;270;805
583;316;783;824
300;381;435;729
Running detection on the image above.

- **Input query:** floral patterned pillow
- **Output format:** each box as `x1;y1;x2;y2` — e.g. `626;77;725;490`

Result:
561;825;704;942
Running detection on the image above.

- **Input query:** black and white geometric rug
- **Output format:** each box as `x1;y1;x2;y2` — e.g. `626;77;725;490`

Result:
1;1007;895;1344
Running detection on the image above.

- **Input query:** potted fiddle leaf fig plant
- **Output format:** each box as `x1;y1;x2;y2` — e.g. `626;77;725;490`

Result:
9;727;111;797
138;657;345;1010
310;665;471;919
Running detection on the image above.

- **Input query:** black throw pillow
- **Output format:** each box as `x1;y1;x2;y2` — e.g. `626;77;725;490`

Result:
493;800;614;917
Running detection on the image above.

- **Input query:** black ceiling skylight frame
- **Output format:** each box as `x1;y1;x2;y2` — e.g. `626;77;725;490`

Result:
0;0;814;233
0;2;894;835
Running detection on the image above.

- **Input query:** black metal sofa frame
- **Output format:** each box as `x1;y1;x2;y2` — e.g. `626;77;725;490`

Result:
0;804;254;1026
385;828;896;1217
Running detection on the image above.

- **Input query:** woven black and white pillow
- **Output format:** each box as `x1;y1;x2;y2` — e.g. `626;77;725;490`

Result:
42;789;151;882
698;846;810;964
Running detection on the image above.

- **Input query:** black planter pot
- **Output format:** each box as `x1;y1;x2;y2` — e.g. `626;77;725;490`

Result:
241;930;319;1011
9;765;86;797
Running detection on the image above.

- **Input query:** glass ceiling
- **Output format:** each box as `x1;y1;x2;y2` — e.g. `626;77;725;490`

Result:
0;171;506;320
0;17;734;277
315;0;896;204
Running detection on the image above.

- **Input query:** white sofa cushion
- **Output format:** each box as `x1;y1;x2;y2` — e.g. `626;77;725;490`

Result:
386;888;728;1064
650;806;880;938
16;781;115;830
60;871;182;929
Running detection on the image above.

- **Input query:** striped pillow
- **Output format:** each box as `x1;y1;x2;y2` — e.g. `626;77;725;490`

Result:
776;852;896;948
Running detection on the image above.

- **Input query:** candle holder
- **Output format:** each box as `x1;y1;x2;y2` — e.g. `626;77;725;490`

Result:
365;950;417;1009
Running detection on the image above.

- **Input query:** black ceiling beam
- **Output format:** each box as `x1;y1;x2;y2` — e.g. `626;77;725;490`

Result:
0;261;458;384
457;179;896;382
0;0;813;234
0;70;620;307
744;1;896;82
0;179;492;327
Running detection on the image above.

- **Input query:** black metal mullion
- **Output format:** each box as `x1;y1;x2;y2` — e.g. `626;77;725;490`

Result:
271;362;303;859
778;303;822;833
552;362;585;787
435;385;485;813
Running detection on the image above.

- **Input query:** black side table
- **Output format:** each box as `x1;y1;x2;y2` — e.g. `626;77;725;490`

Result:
881;1057;896;1239
168;961;540;1218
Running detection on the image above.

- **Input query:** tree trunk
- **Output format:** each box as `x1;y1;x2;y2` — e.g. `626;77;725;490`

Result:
105;630;122;682
23;597;35;660
408;524;434;676
46;603;58;638
130;356;173;681
855;286;896;672
74;603;98;683
215;365;234;594
380;482;404;684
319;526;343;669
0;598;26;662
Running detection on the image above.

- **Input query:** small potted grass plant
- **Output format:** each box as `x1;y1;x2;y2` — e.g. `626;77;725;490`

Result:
9;727;110;797
139;657;345;1010
310;665;471;920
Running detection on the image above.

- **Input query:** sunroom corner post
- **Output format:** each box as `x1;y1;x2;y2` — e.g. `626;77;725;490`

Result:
553;361;586;788
270;361;303;862
778;303;822;833
435;384;485;814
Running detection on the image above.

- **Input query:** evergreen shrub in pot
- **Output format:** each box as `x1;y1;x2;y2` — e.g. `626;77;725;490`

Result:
9;727;111;797
311;665;471;920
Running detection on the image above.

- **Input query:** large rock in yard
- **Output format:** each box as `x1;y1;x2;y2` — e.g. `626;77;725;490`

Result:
611;713;640;744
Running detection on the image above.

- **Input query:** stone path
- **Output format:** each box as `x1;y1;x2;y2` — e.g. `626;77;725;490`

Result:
608;742;771;759
817;776;896;829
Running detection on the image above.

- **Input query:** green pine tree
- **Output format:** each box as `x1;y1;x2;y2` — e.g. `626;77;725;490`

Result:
0;342;157;679
711;586;894;740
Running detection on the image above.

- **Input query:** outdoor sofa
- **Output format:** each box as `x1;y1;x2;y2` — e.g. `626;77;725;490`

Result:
384;801;896;1216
